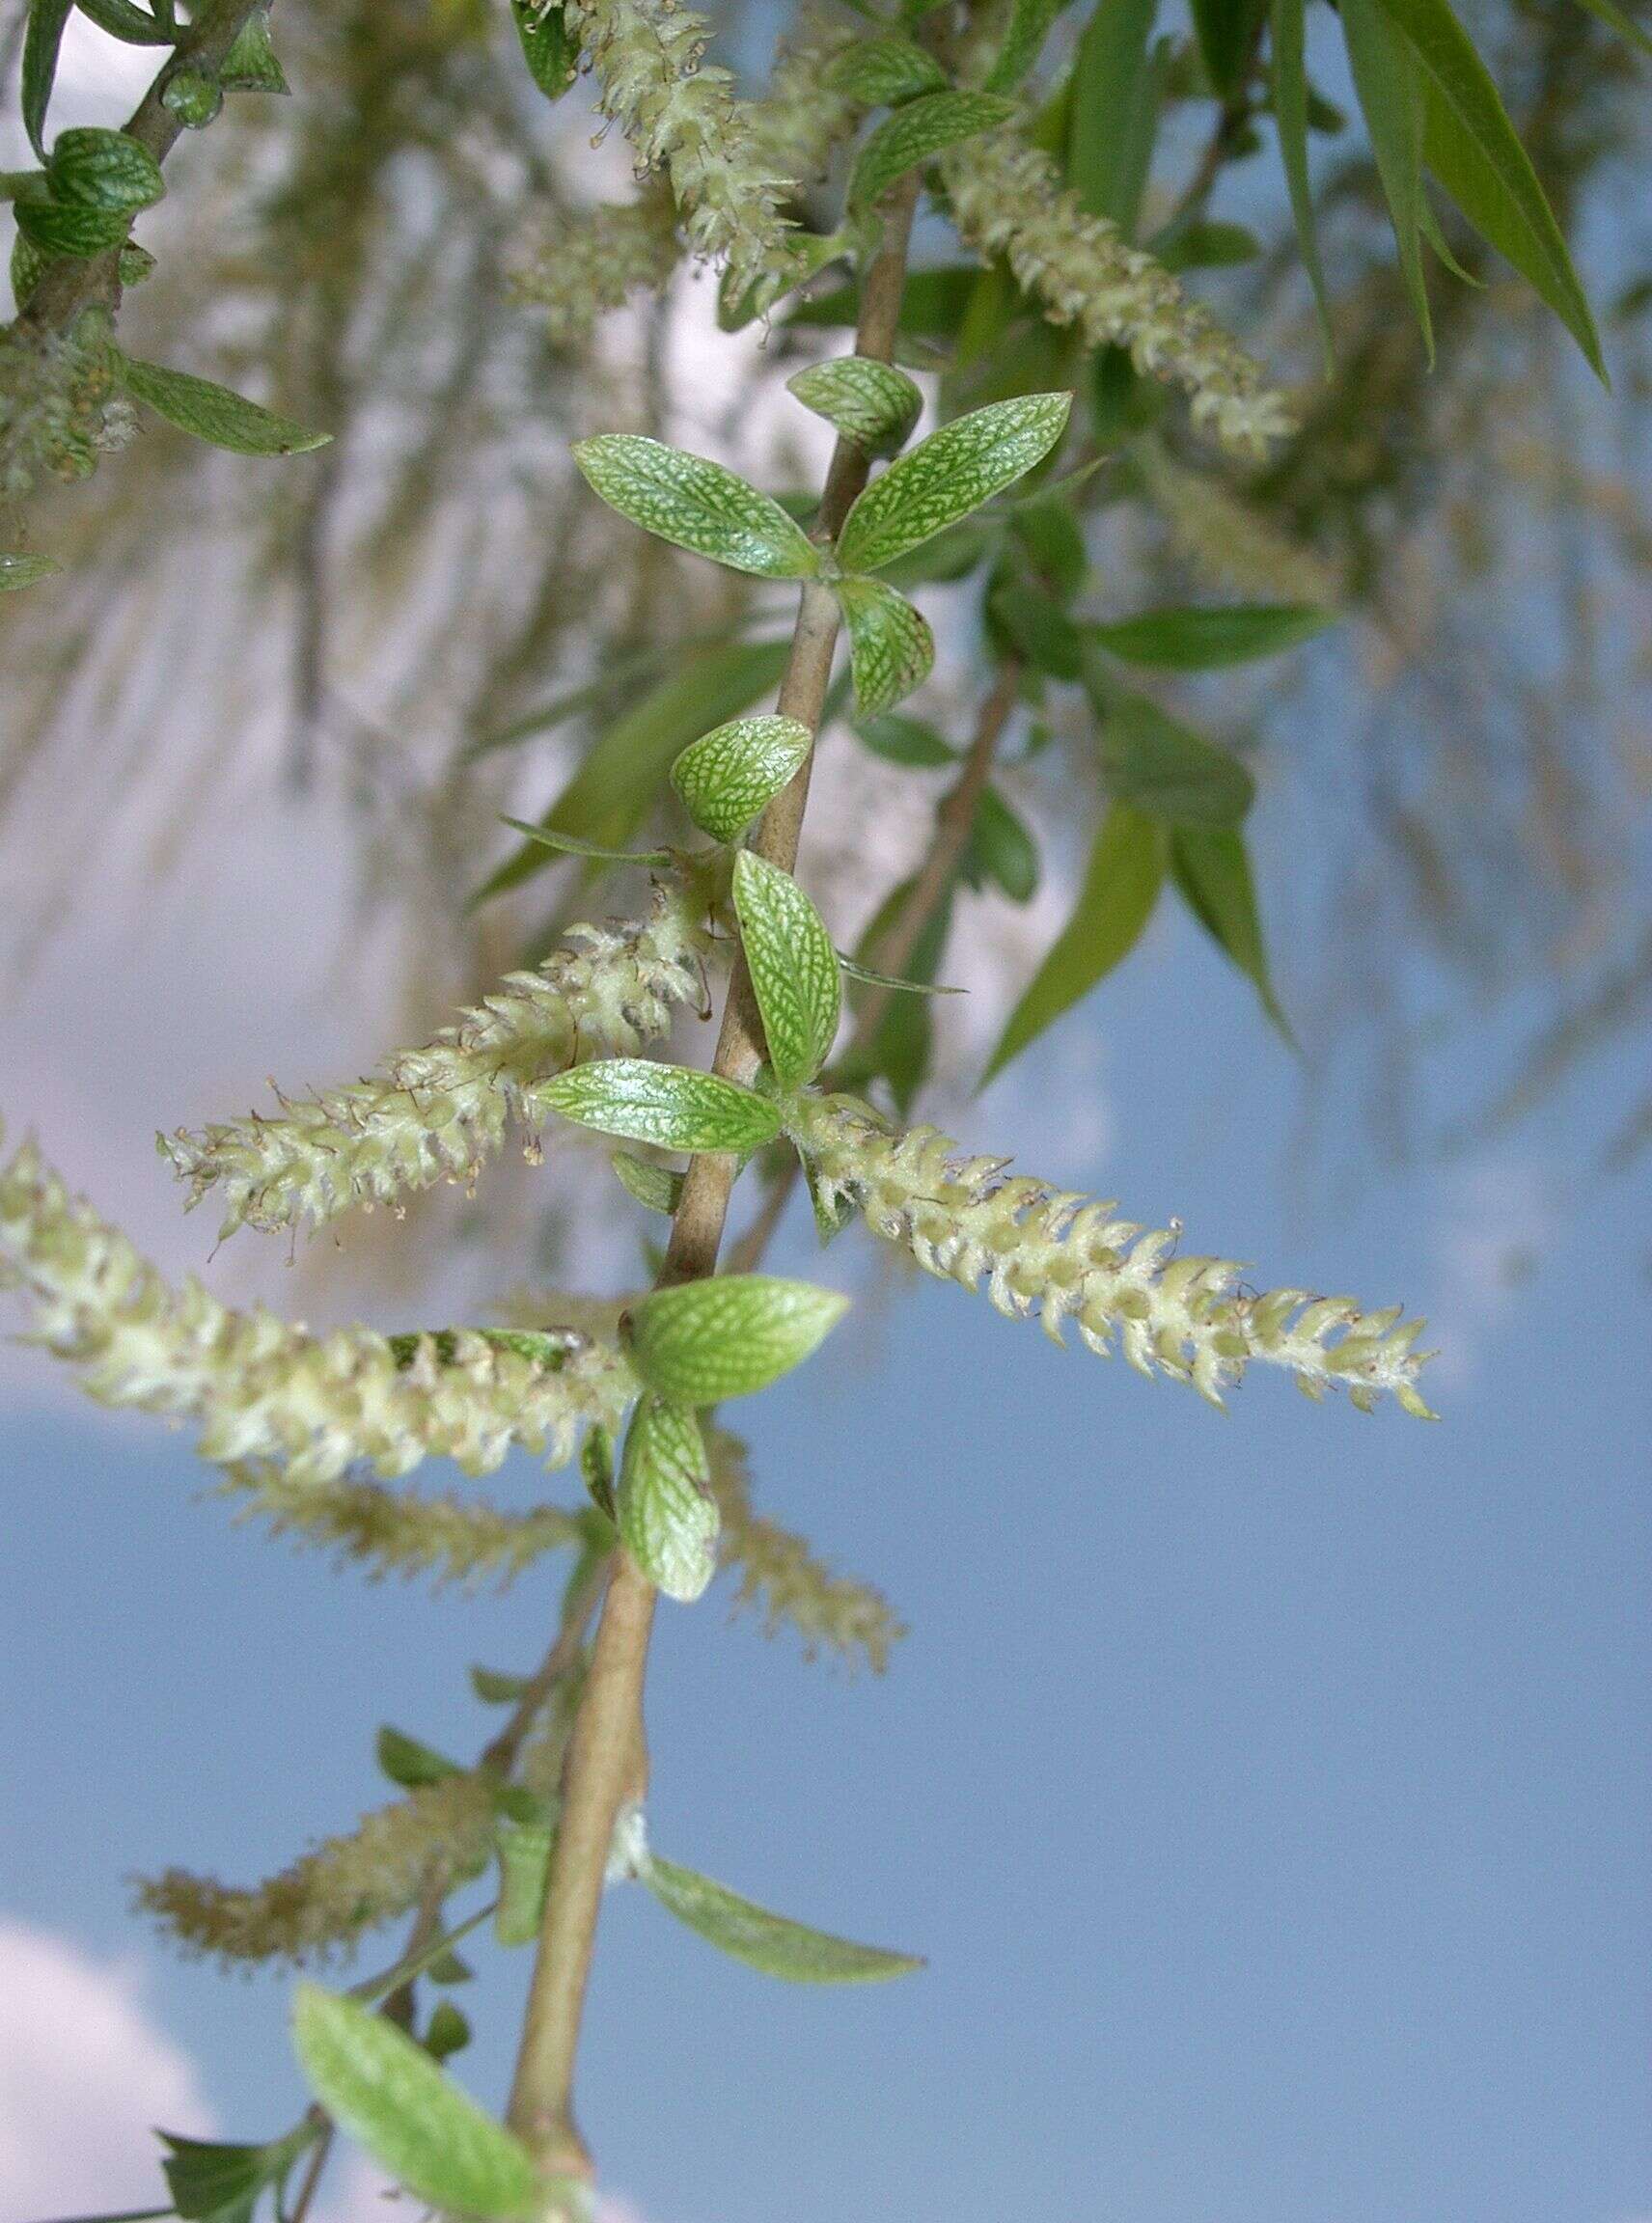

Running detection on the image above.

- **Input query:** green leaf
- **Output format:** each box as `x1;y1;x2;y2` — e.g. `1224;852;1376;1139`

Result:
1170;824;1291;1039
835;575;935;715
846;877;953;1112
473;639;789;899
22;0;73;158
160;69;223;127
612;1151;685;1215
964;786;1040;902
642;1852;923;1982
626;1275;849;1406
48;127;165;211
670;714;812;842
618;1396;718;1601
572;435;819;578
837;394;1072;574
984;803;1166;1081
822;34;948;106
1088;601;1333;667
1270;0;1334;361
984;0;1072;91
1191;0;1266;95
494;1818;556;1945
470;1663;532;1704
220;9;289;93
836;951;964;993
72;0;173;43
0;552;60;591
427;1946;475;1984
1099;695;1255;824
423;2002;471;2062
1384;0;1605;376
581;1427;618;1523
1154;217;1262;270
1340;0;1433;356
1066;0;1161;233
510;0;578;97
160;2127;318;2223
497;816;671;866
291;1987;541;2220
848;90;1016;210
538;1060;782;1153
375;1725;460;1789
1572;0;1652;56
1417;188;1482;283
854;712;956;765
114;352;330;455
785;357;923;454
989;576;1084;679
14;194;131;255
731;851;842;1089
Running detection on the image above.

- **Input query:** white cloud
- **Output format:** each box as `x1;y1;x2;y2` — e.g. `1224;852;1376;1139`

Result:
0;1919;214;2223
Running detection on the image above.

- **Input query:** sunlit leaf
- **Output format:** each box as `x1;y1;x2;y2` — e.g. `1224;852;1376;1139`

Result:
837;394;1071;574
732;851;842;1089
626;1275;849;1406
642;1852;923;1982
539;1061;782;1154
573;435;820;577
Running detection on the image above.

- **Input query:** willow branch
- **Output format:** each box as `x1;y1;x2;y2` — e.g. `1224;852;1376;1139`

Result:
503;173;923;2183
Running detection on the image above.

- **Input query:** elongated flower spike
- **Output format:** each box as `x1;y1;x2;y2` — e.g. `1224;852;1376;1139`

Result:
790;1093;1437;1415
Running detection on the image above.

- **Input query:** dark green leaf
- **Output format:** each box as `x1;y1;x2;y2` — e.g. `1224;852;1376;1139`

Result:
73;0;172;42
642;1852;923;1982
375;1725;460;1789
470;1664;532;1704
538;1060;782;1153
1012;493;1088;598
848;90;1016;209
835;575;936;715
1154;218;1262;269
1191;0;1266;95
511;0;578;97
989;577;1084;678
423;2002;471;2062
427;1947;475;1984
964;785;1040;901
573;435;819;578
160;69;223;127
1171;823;1292;1038
1100;695;1255;823
1088;601;1333;666
984;803;1166;1080
115;352;331;454
1067;0;1161;233
626;1275;849;1406
23;0;74;156
1340;0;1433;355
48;127;165;210
14;195;130;255
159;2127;317;2223
1270;0;1334;360
1571;0;1652;56
618;1396;718;1600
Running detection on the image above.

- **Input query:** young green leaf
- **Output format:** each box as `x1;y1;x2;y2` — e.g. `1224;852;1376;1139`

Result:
160;2126;319;2223
848;90;1015;212
470;1663;532;1705
837;394;1072;574
984;803;1166;1082
822;34;947;106
1270;0;1334;361
572;435;820;578
1067;0;1162;233
626;1275;849;1405
220;9;289;93
1192;0;1267;95
837;951;964;993
538;1060;782;1153
1100;696;1255;824
618;1395;719;1601
161;69;224;127
642;1852;923;1982
22;0;73;159
984;0;1073;92
495;1818;556;1944
1088;602;1333;667
48;127;165;211
0;552;59;592
291;1986;541;2220
964;786;1040;903
375;1725;461;1788
1340;0;1434;356
14;194;131;256
427;1947;475;1985
115;352;331;455
510;0;578;98
612;1150;686;1215
731;851;842;1089
836;576;935;715
497;816;672;866
423;2001;471;2062
670;713;812;842
854;711;956;765
1171;824;1292;1040
785;358;923;454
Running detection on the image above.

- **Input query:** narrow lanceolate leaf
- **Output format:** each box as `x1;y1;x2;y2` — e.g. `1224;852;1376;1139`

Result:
670;714;812;842
0;552;59;591
1340;0;1433;356
837;394;1072;574
1099;696;1255;825
785;359;923;455
626;1275;849;1406
612;1151;685;1215
618;1396;718;1601
115;354;332;456
470;1663;532;1704
22;0;73;158
848;90;1016;211
1088;602;1334;667
1572;0;1652;57
494;1818;555;1945
984;0;1073;92
837;951;964;994
1386;0;1605;377
836;576;935;715
1067;0;1161;233
48;127;165;211
822;34;947;106
1271;0;1334;361
539;1060;782;1153
572;435;820;579
985;803;1166;1082
732;851;842;1090
1171;824;1292;1040
498;816;671;866
642;1853;923;1983
291;1987;541;2221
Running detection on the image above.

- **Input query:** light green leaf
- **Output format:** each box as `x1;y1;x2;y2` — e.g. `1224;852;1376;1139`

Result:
626;1275;849;1405
848;90;1016;210
48;127;165;211
618;1396;718;1601
572;435;819;578
115;352;331;455
1572;0;1652;57
670;714;812;842
836;575;935;714
1270;0;1334;361
822;34;948;105
732;851;842;1089
22;0;72;159
837;951;964;993
159;69;223;128
510;0;578;97
854;711;956;765
1088;602;1334;667
612;1151;685;1215
375;1725;460;1789
1171;823;1292;1040
785;358;923;454
1340;0;1433;356
0;552;60;591
837;394;1072;574
642;1852;923;1982
984;0;1073;91
984;803;1166;1081
291;1987;541;2221
539;1060;782;1153
494;1818;555;1945
1100;695;1255;824
470;1664;532;1705
220;9;289;94
497;816;671;866
14;194;130;255
1066;0;1161;233
1386;0;1605;376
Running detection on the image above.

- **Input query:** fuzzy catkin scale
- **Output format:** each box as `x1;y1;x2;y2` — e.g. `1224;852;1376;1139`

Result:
792;1094;1436;1415
0;315;136;505
941;130;1293;459
510;187;683;346
160;878;710;1239
0;1128;641;1484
